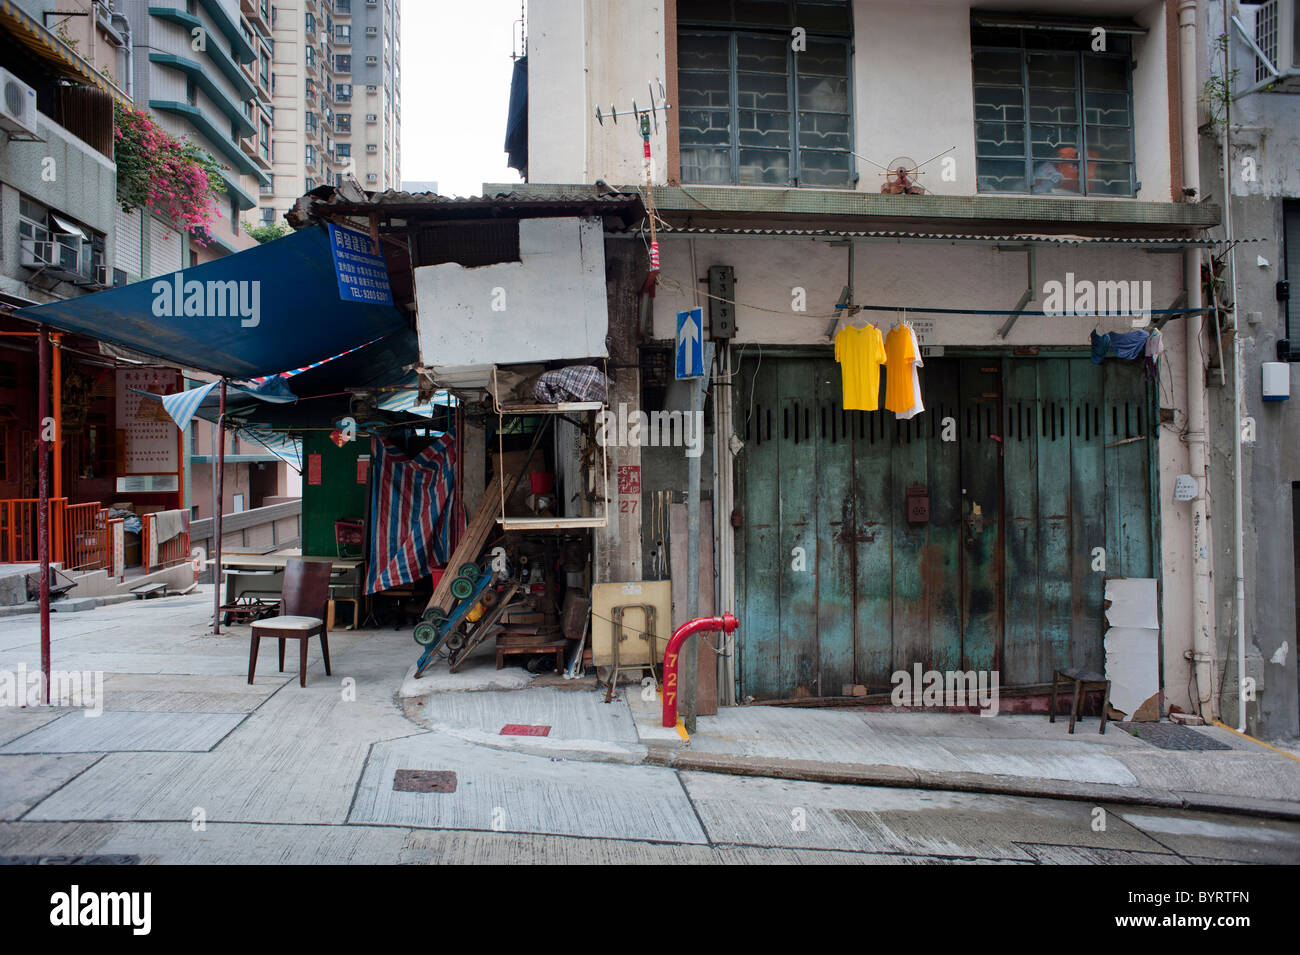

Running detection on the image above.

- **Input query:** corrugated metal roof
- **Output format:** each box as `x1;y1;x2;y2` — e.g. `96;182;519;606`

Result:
306;189;646;227
484;182;1222;230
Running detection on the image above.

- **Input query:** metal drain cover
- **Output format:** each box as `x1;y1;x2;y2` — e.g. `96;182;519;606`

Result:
1117;722;1233;751
393;769;458;793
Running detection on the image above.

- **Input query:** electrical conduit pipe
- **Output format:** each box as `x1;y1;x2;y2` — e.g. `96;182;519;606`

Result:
662;614;738;728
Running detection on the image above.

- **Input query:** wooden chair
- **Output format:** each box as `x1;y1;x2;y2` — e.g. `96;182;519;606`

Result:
247;559;333;687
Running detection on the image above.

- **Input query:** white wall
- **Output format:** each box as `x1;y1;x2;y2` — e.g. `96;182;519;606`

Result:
527;0;591;183
527;0;1173;197
651;235;1184;346
853;3;978;195
413;217;609;369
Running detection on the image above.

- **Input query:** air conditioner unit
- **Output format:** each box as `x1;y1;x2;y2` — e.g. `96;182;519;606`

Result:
20;235;56;268
366;26;378;35
366;144;377;153
1238;0;1300;93
366;113;377;122
366;56;377;65
0;68;42;140
366;84;378;94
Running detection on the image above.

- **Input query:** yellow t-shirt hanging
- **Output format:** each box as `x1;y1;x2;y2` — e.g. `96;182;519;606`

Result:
884;324;918;413
834;324;886;411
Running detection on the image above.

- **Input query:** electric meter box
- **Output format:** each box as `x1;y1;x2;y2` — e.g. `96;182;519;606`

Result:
1262;362;1290;401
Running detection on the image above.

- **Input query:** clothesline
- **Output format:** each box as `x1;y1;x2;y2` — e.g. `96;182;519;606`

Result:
657;275;1207;320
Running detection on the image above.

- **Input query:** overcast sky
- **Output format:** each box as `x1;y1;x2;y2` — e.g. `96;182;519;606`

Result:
400;0;525;196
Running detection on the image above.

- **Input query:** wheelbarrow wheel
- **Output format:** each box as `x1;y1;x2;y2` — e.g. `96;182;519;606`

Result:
458;562;481;581
413;622;438;646
422;607;448;626
450;576;475;600
446;633;465;651
479;588;499;608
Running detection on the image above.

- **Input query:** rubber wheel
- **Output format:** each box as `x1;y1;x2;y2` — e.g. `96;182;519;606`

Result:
421;606;447;625
446;633;465;651
479;589;499;608
413;622;438;646
458;562;480;581
450;576;474;600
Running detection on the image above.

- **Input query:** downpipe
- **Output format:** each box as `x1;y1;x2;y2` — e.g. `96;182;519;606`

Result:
1179;0;1217;722
662;614;738;728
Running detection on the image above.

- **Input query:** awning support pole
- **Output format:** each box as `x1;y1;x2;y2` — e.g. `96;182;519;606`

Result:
212;379;227;635
38;325;51;704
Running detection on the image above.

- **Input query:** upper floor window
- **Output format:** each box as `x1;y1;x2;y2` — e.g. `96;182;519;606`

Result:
972;22;1137;197
677;0;853;188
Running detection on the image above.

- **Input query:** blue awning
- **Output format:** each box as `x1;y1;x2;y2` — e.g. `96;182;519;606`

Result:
14;225;407;380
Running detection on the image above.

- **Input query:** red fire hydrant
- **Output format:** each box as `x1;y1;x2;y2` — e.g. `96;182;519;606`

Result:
662;613;739;727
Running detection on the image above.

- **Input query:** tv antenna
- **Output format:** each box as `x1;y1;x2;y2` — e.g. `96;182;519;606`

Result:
593;80;673;285
594;80;673;134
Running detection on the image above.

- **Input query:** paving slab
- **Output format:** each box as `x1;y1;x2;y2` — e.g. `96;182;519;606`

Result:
397;828;1023;864
97;673;284;713
0;708;64;747
406;684;647;761
0;710;247;754
0;754;101;819
1113;808;1300;864
676;706;1140;786
350;733;707;844
0;821;118;857
680;772;1173;860
1115;749;1300;802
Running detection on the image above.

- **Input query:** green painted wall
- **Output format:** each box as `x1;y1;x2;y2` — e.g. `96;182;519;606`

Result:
301;432;370;558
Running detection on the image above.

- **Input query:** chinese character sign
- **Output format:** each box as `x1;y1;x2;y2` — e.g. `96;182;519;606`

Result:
328;224;394;306
115;368;181;475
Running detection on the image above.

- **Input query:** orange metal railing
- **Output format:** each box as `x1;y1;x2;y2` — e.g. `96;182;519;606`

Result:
141;510;191;574
0;498;110;572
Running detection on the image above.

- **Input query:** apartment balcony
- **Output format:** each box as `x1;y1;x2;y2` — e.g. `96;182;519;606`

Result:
149;53;255;140
149;100;270;187
240;0;273;36
149;1;255;64
240;133;273;173
149;8;257;99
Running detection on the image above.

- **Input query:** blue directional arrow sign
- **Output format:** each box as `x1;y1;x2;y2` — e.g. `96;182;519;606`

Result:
676;308;704;379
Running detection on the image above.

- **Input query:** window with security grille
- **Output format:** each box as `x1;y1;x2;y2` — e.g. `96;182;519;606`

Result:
972;21;1137;197
677;0;853;187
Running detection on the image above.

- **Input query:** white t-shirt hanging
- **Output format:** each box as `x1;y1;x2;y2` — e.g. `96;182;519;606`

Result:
897;325;925;420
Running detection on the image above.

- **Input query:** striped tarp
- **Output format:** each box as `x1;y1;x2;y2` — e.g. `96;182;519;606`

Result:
365;433;462;595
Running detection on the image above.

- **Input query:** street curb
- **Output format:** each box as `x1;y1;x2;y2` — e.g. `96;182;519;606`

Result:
643;749;1300;821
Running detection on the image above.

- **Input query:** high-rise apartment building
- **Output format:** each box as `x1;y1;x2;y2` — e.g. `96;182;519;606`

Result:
109;0;273;261
261;0;401;227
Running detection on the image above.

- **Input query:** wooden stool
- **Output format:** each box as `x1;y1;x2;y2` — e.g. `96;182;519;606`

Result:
1049;668;1112;734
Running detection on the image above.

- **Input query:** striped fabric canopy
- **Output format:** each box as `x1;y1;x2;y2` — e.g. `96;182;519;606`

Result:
365;434;462;595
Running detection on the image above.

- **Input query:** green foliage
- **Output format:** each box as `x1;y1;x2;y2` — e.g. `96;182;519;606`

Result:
114;103;227;240
244;221;291;243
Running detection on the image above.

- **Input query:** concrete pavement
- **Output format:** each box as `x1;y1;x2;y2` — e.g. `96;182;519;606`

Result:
0;588;1297;864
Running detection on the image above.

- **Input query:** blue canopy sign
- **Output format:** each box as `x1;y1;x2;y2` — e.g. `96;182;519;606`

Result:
329;223;393;306
14;226;407;380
